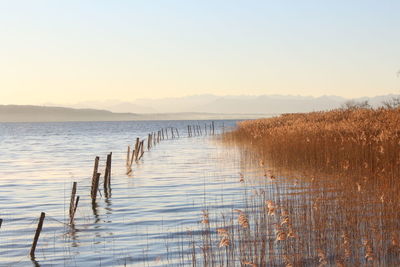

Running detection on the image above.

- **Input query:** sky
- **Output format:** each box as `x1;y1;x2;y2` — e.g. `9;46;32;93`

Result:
1;0;400;105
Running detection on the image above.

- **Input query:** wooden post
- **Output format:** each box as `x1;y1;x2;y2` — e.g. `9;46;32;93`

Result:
199;125;202;135
0;218;2;229
30;212;45;259
212;121;215;135
139;140;144;160
165;128;169;139
69;182;77;221
147;134;151;150
175;128;179;138
137;141;142;159
129;150;135;166
134;138;140;160
104;152;112;189
126;146;130;166
92;156;99;181
162;128;165;140
205;123;207;135
171;127;175;139
138;150;144;160
69;196;79;225
91;173;100;200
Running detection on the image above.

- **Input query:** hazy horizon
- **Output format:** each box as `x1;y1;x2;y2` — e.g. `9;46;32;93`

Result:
2;93;399;119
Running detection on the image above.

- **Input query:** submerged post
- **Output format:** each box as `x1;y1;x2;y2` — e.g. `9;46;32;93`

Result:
91;173;100;200
0;219;2;229
126;146;131;166
104;152;112;189
30;212;45;259
147;134;151;150
91;156;100;200
70;196;79;225
129;149;135;166
69;182;77;221
139;140;145;160
134;138;140;160
92;156;99;181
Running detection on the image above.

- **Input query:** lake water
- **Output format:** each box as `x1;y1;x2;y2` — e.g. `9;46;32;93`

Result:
0;120;254;266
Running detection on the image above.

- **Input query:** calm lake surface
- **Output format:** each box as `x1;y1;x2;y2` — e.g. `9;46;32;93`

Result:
0;120;254;266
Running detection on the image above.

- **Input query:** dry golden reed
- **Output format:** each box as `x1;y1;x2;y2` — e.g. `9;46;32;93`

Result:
187;107;400;266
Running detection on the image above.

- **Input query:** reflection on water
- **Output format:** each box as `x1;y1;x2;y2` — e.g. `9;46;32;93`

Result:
0;120;247;266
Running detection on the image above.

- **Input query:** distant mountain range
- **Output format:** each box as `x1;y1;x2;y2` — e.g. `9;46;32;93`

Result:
45;94;400;114
0;105;264;122
1;94;398;122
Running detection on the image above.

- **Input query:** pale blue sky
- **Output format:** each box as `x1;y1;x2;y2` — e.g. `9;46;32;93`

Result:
1;1;399;104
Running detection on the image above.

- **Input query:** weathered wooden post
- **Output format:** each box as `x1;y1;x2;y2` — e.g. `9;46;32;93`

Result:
126;146;131;166
69;196;79;225
91;173;100;200
212;121;215;135
139;140;145;160
205;123;207;135
129;149;135;166
69;182;77;221
104;152;112;189
30;212;45;259
147;134;151;150
171;127;175;139
0;219;2;229
162;128;165;140
91;156;100;200
92;156;99;181
175;128;179;138
134;138;140;160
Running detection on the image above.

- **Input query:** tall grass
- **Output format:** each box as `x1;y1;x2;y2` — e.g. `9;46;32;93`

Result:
186;107;400;266
226;107;400;180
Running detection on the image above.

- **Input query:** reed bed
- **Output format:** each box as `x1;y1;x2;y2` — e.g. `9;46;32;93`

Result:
185;107;400;266
225;107;400;179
